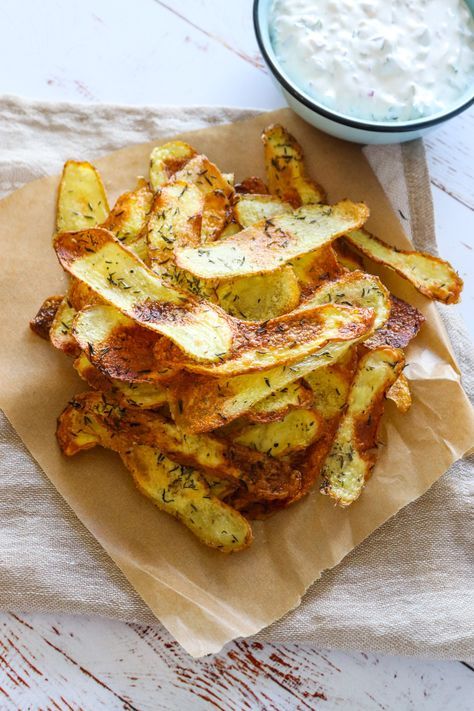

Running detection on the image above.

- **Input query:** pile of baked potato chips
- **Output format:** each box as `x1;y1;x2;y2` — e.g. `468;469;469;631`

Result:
30;125;462;552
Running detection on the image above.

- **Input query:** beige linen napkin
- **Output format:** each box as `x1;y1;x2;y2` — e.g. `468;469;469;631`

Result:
0;96;472;660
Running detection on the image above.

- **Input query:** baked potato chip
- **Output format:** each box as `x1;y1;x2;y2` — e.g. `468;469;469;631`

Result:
54;228;236;362
246;380;313;423
232;409;321;458
30;295;63;340
301;270;391;331
57;397;251;552
170;336;371;433
174;154;234;199
156;303;375;377
101;178;153;255
201;190;231;242
304;348;358;421
56;160;109;233
386;373;412;413
74;351;169;408
147;181;204;272
346;228;463;304
175;201;369;281
149;141;196;191
234;193;292;227
235;176;268;194
364;295;425;350
320;346;404;506
215;267;301;321
262;124;326;206
333;240;364;271
49;296;80;356
73;304;175;383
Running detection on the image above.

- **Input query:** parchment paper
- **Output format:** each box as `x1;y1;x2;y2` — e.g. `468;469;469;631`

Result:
0;108;473;657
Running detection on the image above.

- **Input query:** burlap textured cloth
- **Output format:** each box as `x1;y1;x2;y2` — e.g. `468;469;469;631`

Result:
0;96;472;660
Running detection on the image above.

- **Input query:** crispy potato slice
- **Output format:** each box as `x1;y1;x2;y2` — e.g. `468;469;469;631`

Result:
215;267;301;321
235;176;268;194
333;240;364;271
147;181;204;273
156;303;374;377
235;194;341;291
149;141;197;191
74;351;169;408
56;160;109;233
50;296;80;356
54;228;236;362
246;380;313;423
220;221;241;238
56;397;251;552
73;304;175;383
201;190;230;242
386;373;412;413
320;347;404;506
304;349;358;421
346;228;463;304
174;155;234;199
234;193;292;227
30;295;63;340
101;178;153;255
300;270;391;331
262;124;326;206
175;201;369;281
364;295;425;350
126;446;252;551
170;336;371;433
232;409;321;458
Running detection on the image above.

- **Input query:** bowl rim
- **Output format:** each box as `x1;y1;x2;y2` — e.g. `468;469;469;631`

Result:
253;0;474;133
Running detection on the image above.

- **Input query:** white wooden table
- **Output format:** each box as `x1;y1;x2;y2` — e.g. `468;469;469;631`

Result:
1;1;473;708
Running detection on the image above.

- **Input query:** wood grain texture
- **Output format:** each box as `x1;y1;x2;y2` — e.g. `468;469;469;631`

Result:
0;0;473;708
1;614;473;710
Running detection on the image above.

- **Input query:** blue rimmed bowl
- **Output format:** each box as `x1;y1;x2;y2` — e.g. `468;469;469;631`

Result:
254;0;474;144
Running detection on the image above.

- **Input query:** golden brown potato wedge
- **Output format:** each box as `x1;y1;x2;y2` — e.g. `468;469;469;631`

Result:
346;228;463;304
175;201;369;281
262;124;326;206
320;346;404;506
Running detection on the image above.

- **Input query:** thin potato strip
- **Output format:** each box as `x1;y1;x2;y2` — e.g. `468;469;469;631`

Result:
246;380;313;423
234;193;292;227
50;297;80;356
201;190;231;242
56;160;109;233
235;176;268;194
170;335;372;433
333;240;364;271
231;409;321;458
155;303;375;377
320;347;404;506
346;228;463;304
54;228;236;362
30;295;63;341
386;373;412;413
73;305;175;383
364;295;425;350
73;352;169;408
101;179;153;252
149;141;197;191
175;201;369;281
300;270;391;331
173;155;234;199
262;124;326;206
56;396;251;552
147;181;204;271
216;267;301;321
